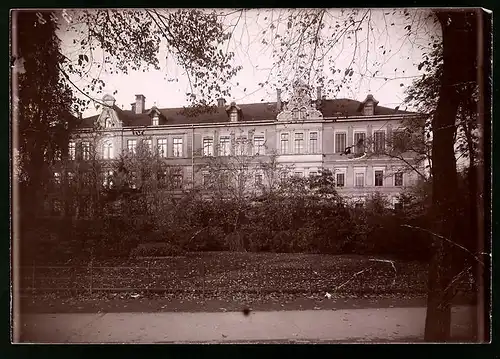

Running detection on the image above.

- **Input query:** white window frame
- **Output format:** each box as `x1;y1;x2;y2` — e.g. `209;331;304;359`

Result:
157;138;167;157
68;141;76;160
203;137;214;156
173;137;183;157
334;131;347;154
127;139;137;155
373;167;385;187
309;131;319;154
143;139;153;152
373;130;386;153
294;171;304;177
235;136;248;156
299;107;307;120
354;167;366;188
219;136;231;156
82;141;91;160
130;171;137;189
335;167;347;187
152;115;159;126
353;131;367;155
230;109;238;122
253;135;265;156
294;132;304;154
102;141;113;159
280;132;289;154
103;170;114;188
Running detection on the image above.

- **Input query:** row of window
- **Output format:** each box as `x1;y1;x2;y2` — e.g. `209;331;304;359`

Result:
202;135;266;156
287;170;403;188
53;169;184;189
333;131;386;154
68;129;407;161
351;170;404;188
197;169;404;189
280;132;319;154
126;138;183;157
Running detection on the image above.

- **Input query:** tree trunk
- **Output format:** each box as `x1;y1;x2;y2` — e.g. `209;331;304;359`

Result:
424;10;478;342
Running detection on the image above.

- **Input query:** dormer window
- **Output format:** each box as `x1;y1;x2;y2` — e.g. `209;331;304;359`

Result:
360;94;378;116
363;102;374;116
147;107;164;126
230;109;238;122
226;102;241;122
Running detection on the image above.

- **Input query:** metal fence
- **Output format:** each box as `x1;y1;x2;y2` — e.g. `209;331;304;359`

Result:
19;262;217;296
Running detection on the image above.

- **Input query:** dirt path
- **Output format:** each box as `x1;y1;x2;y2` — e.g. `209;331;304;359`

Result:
16;306;478;343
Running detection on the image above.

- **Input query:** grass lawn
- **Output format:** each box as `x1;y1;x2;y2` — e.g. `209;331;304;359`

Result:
17;252;474;313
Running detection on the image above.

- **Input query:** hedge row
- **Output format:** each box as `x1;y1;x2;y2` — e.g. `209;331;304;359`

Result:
19;197;434;263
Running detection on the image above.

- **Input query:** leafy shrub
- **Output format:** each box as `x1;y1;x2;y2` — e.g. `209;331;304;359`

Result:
242;226;272;252
290;227;316;253
270;231;293;253
183;226;227;251
225;231;247;252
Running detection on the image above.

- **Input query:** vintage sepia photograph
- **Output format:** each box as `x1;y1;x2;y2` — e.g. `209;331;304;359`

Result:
10;8;491;344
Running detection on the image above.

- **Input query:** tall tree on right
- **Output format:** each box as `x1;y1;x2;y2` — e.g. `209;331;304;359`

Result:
422;9;489;342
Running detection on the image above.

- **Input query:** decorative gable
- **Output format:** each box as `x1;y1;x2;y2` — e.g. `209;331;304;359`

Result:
276;80;323;121
95;98;122;130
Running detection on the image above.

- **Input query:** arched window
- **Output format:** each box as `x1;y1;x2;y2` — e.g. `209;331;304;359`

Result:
299;107;307;119
103;141;113;159
104;117;112;128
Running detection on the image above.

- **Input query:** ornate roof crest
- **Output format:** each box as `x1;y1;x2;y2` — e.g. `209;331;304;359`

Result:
277;80;323;121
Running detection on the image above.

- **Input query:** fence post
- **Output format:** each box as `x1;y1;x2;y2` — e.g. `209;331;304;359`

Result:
147;261;150;295
31;260;36;298
71;266;76;296
309;263;313;295
202;262;205;300
89;260;93;295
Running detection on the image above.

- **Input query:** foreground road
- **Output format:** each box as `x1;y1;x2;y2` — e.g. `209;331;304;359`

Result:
16;306;477;343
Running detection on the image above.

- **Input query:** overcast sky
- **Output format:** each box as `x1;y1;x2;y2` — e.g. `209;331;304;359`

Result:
57;8;440;117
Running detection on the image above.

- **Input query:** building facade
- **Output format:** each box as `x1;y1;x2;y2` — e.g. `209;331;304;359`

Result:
58;80;423;211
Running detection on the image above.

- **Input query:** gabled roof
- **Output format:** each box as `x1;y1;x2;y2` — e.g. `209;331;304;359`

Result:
78;99;416;128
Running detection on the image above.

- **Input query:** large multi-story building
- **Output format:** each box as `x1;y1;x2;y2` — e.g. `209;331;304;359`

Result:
59;80;423;211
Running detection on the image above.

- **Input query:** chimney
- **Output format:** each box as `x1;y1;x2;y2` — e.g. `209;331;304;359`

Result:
131;102;136;113
277;88;282;111
217;98;226;108
135;94;145;114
